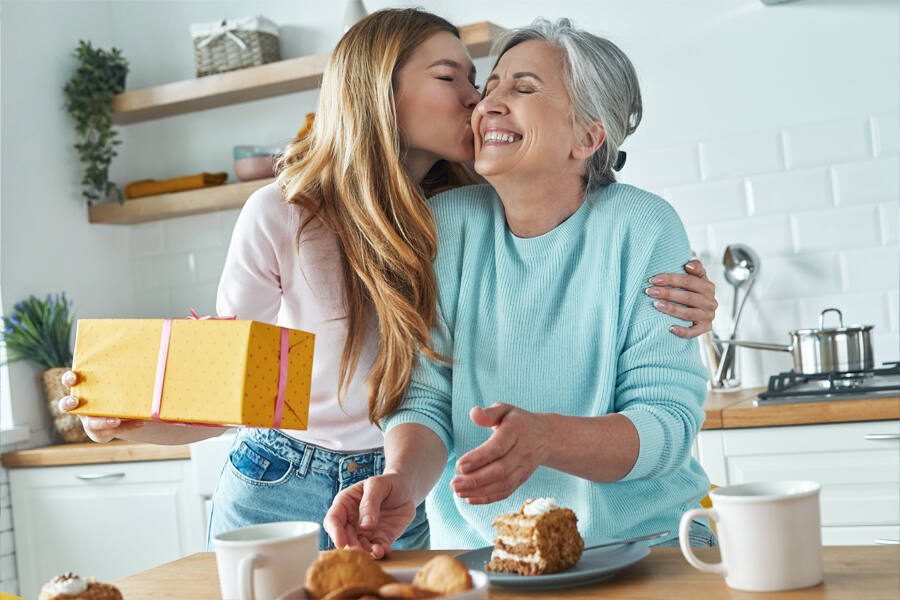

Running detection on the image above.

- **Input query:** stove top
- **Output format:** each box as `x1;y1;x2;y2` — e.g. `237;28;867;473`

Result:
754;363;900;406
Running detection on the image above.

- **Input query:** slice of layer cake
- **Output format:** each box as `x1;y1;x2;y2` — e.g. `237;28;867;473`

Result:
485;497;584;576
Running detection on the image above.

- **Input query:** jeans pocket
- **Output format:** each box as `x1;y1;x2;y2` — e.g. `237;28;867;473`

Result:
228;441;293;485
688;520;718;547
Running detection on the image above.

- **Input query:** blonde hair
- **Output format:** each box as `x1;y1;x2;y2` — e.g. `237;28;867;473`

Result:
275;9;477;425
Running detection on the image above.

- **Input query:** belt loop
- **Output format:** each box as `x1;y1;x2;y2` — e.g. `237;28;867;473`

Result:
374;450;385;475
296;442;314;478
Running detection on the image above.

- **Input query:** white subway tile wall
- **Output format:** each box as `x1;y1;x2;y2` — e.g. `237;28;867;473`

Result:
129;210;239;318
699;131;784;180
621;114;900;386
832;158;900;206
783;119;871;170
871;113;900;157
747;167;831;216
132;116;899;388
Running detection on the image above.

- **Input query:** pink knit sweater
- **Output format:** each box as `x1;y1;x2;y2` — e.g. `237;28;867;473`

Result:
217;182;383;450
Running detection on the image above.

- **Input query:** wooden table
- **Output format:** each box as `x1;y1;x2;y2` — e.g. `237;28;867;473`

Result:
115;547;899;599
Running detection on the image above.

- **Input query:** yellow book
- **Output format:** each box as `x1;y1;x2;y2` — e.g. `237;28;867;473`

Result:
69;319;314;429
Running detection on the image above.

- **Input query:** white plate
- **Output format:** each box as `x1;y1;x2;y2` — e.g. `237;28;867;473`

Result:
454;539;650;590
275;567;489;599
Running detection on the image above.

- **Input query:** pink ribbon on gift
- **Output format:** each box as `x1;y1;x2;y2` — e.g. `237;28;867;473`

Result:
150;310;290;428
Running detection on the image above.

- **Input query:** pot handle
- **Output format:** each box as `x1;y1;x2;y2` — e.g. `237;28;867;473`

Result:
819;308;844;329
729;340;792;352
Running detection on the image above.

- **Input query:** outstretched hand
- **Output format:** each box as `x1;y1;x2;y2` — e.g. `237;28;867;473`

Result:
450;403;552;505
324;473;416;559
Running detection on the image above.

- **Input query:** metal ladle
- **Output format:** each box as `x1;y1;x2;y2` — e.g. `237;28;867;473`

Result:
723;244;760;321
715;244;760;384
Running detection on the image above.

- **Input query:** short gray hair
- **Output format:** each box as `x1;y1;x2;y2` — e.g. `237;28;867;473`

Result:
490;18;643;191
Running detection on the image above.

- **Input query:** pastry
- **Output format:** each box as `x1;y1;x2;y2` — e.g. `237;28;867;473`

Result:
38;573;122;600
485;497;584;575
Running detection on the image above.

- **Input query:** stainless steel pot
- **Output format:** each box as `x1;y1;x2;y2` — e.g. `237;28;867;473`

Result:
730;308;874;374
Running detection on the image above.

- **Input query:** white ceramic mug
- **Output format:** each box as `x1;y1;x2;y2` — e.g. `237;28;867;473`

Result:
679;480;823;592
212;521;320;600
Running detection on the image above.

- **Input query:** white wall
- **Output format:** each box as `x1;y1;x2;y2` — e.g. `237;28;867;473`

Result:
0;0;897;591
124;0;900;386
2;0;896;428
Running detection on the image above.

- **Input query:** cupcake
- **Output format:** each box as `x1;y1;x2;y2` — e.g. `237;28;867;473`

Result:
39;572;122;600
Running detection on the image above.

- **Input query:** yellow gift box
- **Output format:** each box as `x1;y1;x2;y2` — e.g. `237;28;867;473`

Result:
69;318;314;429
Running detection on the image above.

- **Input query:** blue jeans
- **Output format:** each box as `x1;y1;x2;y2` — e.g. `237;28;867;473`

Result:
207;428;430;551
653;519;718;547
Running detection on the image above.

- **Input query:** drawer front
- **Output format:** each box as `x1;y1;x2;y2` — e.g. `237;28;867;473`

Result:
822;525;900;546
722;420;899;455
14;459;188;487
727;450;899;526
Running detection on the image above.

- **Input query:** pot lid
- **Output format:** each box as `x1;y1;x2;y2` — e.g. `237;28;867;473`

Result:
791;308;874;335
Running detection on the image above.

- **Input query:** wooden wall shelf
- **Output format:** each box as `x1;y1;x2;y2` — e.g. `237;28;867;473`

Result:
112;21;505;125
88;178;274;225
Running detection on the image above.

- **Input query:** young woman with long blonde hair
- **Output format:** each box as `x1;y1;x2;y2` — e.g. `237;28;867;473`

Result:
59;9;717;552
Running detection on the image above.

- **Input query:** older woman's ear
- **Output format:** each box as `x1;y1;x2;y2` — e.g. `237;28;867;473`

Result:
572;122;605;160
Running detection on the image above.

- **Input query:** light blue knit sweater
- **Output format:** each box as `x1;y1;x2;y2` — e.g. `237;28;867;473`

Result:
383;183;710;549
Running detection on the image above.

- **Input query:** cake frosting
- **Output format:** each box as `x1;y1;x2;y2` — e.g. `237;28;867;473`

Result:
522;497;559;516
46;573;87;596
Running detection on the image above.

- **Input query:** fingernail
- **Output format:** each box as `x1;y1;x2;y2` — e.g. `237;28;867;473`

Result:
65;397;77;408
654;300;669;310
106;418;119;426
645;287;661;297
649;277;663;284
669;325;678;334
359;516;372;528
685;263;697;270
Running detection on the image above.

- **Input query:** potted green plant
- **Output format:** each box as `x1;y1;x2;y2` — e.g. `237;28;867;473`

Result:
63;40;130;205
1;293;88;442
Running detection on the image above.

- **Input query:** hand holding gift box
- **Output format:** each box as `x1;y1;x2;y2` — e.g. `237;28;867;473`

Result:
68;313;314;429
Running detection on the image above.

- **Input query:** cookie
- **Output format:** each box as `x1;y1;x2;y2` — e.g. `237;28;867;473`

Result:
305;548;395;598
377;582;438;599
411;555;472;595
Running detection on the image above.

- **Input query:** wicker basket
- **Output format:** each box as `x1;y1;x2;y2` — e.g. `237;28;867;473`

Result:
43;367;90;443
191;16;280;77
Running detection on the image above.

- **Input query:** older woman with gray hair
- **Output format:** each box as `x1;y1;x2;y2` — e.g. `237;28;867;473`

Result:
325;18;716;554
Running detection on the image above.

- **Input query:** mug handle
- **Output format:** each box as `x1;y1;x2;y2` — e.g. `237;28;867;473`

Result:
680;509;726;576
238;553;262;600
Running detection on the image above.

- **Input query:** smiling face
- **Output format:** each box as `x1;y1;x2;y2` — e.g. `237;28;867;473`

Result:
473;40;590;184
394;31;481;166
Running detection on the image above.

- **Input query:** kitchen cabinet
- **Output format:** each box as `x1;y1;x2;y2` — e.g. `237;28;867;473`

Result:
695;420;900;545
8;458;204;600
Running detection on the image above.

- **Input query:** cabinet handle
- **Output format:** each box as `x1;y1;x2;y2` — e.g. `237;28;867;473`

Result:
874;539;900;545
864;433;900;441
76;472;125;481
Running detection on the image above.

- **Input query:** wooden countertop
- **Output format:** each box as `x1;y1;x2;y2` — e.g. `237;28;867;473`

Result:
0;440;190;468
114;547;899;599
702;388;899;430
3;389;897;468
